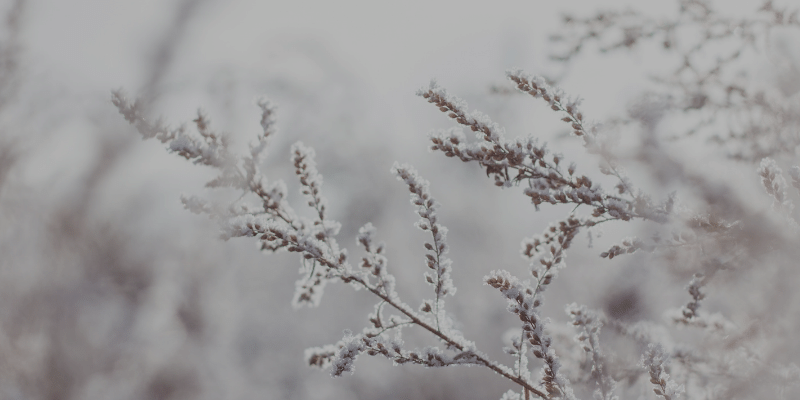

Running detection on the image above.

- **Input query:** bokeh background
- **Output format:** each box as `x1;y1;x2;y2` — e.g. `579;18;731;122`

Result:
0;0;798;399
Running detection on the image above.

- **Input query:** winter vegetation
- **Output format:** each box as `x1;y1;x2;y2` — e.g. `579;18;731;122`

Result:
110;0;800;399
2;0;800;399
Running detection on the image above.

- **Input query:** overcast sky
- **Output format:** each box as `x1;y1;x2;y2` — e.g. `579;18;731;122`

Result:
13;0;789;196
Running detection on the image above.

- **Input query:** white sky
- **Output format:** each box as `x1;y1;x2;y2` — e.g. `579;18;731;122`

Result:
20;0;776;110
15;0;784;190
22;0;653;100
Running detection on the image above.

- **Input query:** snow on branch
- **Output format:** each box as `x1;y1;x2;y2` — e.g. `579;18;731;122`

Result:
485;270;575;399
392;163;455;330
641;343;684;400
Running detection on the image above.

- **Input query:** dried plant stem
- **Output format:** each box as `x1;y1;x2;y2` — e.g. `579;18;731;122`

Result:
309;252;549;398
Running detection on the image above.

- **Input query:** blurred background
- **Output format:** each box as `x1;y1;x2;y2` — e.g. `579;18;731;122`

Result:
0;0;798;399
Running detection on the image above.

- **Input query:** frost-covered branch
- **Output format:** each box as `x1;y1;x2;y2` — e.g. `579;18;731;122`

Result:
641;344;685;400
112;3;800;396
550;0;800;160
421;73;677;229
392;163;455;330
567;304;617;400
486;270;575;399
114;92;553;399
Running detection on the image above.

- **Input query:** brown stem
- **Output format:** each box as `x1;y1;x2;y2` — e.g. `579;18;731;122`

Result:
297;246;550;399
